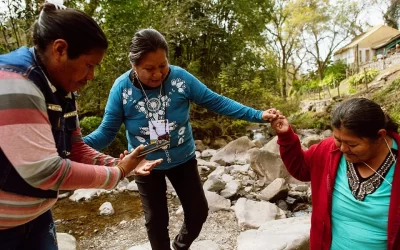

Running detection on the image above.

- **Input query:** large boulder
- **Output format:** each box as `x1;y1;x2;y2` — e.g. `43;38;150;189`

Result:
237;216;311;250
262;136;279;155
301;134;322;148
234;198;286;229
248;149;288;183
210;136;256;165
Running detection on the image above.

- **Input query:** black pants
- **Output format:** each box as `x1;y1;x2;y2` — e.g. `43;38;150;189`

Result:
135;157;208;250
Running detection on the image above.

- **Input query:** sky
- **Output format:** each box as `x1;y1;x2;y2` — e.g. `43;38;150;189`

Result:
361;2;386;26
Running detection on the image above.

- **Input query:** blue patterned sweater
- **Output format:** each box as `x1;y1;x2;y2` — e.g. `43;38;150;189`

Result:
84;65;265;169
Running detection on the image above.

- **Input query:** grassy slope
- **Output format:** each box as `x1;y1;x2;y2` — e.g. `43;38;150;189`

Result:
292;64;400;129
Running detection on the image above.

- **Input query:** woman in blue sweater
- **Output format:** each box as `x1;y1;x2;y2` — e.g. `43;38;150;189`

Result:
84;28;279;250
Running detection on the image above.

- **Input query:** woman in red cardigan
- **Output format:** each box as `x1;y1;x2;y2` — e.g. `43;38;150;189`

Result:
271;98;400;250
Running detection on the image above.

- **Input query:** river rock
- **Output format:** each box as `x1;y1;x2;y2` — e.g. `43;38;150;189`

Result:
57;233;76;250
236;216;311;250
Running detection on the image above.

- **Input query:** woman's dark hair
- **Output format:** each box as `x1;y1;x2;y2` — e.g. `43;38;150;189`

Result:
331;98;398;140
32;3;108;59
128;28;169;65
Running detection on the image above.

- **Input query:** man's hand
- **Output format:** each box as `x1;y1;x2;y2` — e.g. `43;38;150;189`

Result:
118;145;162;176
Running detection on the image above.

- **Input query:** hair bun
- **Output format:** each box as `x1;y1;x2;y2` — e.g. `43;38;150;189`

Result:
41;2;57;12
42;0;66;11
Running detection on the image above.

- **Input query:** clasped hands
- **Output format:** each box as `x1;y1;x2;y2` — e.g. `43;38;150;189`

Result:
263;108;289;134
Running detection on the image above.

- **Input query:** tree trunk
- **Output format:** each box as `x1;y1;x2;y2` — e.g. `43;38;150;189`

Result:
9;17;21;48
326;85;331;98
281;64;287;101
1;25;11;52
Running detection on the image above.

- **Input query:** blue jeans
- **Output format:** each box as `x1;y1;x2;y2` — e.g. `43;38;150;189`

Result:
0;210;58;250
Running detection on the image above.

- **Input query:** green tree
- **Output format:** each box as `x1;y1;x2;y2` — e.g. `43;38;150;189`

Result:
291;0;366;86
263;0;303;100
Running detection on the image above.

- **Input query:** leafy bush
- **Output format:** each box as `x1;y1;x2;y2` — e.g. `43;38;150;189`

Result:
80;116;128;157
349;69;379;88
372;78;400;125
290;111;331;130
322;61;347;88
79;116;102;136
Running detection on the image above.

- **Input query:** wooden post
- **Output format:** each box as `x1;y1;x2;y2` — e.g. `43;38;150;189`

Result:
336;79;340;98
364;68;368;91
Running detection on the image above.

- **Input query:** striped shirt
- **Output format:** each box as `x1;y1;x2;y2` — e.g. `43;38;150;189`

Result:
0;70;121;229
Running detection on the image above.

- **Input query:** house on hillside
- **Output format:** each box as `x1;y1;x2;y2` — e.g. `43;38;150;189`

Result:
333;25;400;68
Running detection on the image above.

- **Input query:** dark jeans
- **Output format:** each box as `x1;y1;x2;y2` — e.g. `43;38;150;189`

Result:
135;157;208;250
0;210;58;250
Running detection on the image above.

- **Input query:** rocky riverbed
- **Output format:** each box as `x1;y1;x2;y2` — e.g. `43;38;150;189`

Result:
53;128;327;250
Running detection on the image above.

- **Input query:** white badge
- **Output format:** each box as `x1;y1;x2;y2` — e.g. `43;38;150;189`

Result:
149;119;169;143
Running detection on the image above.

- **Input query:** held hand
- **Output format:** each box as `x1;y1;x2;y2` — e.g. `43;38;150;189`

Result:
262;108;284;122
118;145;163;176
271;116;290;134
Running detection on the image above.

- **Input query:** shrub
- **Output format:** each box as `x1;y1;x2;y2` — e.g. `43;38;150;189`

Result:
80;116;128;157
349;69;379;88
290;111;331;130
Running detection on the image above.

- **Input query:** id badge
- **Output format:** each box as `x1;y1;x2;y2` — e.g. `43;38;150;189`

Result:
149;119;169;143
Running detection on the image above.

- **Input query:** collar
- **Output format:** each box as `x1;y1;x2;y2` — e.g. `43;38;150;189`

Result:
29;47;69;95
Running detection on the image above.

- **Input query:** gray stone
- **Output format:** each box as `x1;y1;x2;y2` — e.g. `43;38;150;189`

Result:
220;180;240;198
191;240;221;250
210;136;254;165
237;216;311;250
127;180;138;191
257;178;289;202
262;136;279;155
99;202;114;216
195;140;207;152
302;135;322;148
201;149;217;158
69;189;108;202
57;233;76;250
205;191;231;212
203;175;226;192
234;198;286;229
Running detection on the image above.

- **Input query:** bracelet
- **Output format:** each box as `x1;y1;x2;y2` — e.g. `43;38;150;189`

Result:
116;164;126;180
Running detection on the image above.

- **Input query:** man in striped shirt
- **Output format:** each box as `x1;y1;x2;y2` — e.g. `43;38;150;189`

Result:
0;2;161;249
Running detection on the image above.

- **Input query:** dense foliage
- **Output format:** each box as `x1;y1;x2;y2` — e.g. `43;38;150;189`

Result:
0;0;379;154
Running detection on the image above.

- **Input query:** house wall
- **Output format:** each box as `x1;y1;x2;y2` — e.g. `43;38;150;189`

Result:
358;47;373;63
333;49;354;64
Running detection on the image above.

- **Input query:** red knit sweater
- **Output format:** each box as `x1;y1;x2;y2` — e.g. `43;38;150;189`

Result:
277;127;400;250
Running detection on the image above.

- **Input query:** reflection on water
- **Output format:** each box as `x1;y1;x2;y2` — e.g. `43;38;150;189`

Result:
252;130;265;140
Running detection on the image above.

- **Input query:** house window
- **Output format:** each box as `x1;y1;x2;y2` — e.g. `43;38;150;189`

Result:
366;50;370;62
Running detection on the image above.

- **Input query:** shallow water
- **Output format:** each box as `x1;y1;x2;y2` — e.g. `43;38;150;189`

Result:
52;191;143;240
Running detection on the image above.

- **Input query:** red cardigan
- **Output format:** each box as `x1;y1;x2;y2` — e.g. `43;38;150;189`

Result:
277;127;400;250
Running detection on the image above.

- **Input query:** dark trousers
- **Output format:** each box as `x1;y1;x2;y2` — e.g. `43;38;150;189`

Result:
135;157;208;250
0;210;58;250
